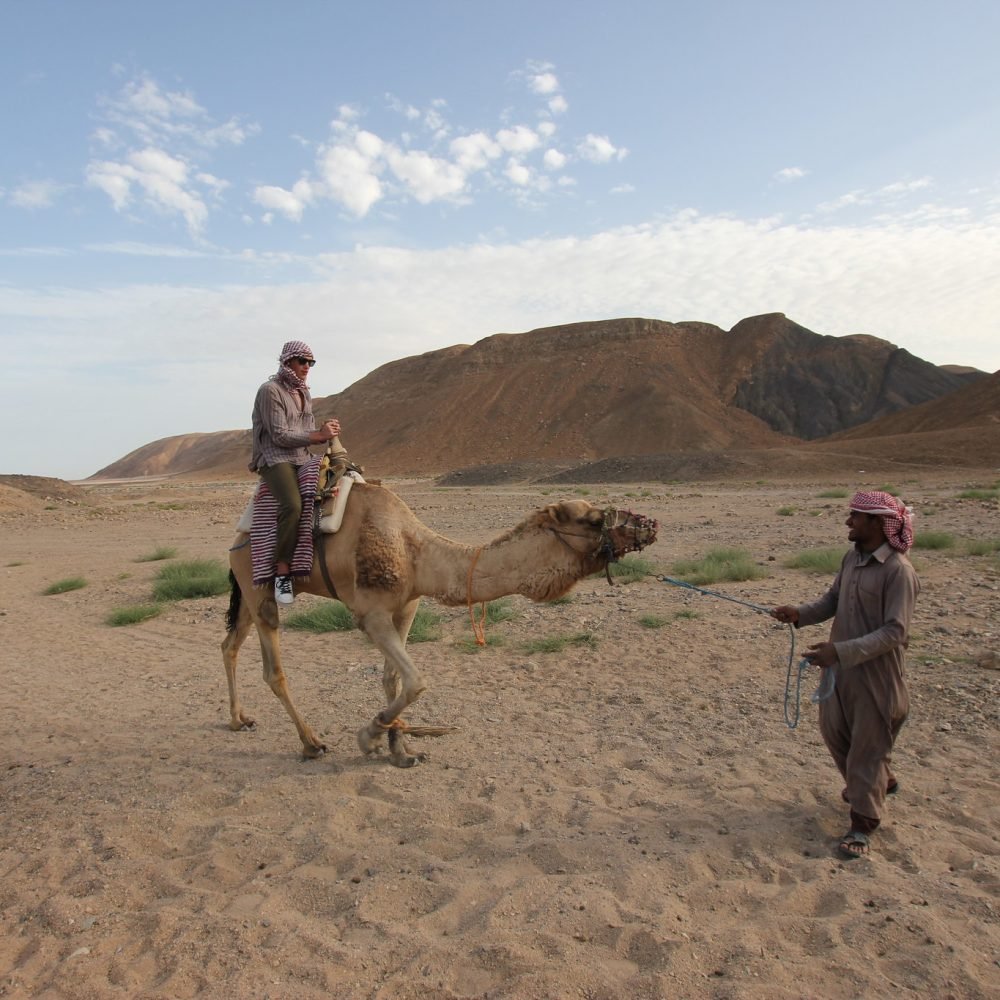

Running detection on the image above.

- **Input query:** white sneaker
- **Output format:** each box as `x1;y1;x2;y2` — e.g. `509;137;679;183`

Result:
274;574;294;605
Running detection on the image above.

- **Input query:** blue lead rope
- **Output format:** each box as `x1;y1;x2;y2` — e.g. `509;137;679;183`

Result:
655;575;835;730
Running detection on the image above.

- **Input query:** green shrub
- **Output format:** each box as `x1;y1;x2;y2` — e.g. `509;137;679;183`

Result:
43;577;87;595
670;548;767;585
136;546;178;562
957;488;999;501
152;559;230;600
913;531;956;551
106;604;163;626
638;614;669;629
285;601;355;632
483;597;520;624
606;555;657;583
523;632;597;654
783;548;846;574
407;606;443;643
777;506;796;516
964;537;1000;556
817;489;848;499
674;609;700;620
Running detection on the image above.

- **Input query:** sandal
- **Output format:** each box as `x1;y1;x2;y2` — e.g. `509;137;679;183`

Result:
838;830;870;860
840;781;899;803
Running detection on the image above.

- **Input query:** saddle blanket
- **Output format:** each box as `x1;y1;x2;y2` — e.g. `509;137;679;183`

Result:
250;458;320;586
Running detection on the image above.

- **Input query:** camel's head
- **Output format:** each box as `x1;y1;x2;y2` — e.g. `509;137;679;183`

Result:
541;500;659;566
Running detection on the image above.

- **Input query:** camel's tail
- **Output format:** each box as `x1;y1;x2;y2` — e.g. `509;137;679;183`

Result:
225;570;242;632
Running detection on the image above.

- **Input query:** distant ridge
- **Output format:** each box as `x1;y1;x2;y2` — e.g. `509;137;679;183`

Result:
89;314;990;482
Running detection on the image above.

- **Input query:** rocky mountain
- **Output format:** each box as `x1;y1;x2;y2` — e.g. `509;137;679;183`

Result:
89;314;989;481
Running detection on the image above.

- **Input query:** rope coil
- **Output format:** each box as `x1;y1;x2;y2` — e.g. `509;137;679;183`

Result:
656;575;834;730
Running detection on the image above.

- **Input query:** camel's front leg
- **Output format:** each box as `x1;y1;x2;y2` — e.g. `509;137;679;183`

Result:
357;603;426;768
254;601;328;759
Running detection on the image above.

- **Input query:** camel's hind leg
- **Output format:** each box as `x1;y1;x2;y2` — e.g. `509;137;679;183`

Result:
357;600;427;768
224;567;328;759
221;580;257;732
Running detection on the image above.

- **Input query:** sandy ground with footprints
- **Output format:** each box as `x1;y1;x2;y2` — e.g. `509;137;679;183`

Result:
1;473;998;999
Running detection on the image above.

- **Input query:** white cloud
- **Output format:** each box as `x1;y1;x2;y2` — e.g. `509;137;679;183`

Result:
819;177;934;213
543;149;567;171
87;73;259;235
497;125;540;154
504;159;532;187
548;95;568;115
318;140;384;216
450;132;502;172
253;181;314;221
386;147;467;203
87;147;209;235
578;134;627;163
775;166;807;182
9;179;67;209
531;72;559;95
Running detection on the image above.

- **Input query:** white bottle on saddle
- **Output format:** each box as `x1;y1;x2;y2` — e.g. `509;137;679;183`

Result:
324;470;364;532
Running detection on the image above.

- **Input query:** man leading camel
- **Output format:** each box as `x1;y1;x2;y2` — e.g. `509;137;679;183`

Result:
771;490;919;860
250;340;340;605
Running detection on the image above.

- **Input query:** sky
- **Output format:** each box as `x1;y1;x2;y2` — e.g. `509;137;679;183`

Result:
2;0;999;479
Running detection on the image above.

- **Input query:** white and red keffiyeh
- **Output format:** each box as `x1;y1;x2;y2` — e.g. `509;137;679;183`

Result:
279;340;314;363
850;490;915;552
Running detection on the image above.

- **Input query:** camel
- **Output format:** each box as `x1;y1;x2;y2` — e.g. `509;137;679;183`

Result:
222;481;658;767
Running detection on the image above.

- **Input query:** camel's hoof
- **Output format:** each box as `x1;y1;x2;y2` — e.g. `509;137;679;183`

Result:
357;725;386;756
390;752;424;768
229;716;256;732
301;742;328;760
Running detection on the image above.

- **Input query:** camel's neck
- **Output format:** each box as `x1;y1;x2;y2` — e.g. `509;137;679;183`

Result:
415;522;594;606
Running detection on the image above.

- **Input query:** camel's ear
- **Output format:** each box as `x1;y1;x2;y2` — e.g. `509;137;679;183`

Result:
543;503;568;525
543;502;602;527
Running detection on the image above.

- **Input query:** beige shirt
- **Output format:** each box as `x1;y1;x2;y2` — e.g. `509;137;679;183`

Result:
796;542;920;670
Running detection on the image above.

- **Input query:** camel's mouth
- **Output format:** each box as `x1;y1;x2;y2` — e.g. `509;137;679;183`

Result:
604;509;659;559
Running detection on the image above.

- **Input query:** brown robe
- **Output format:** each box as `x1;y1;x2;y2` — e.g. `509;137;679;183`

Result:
796;542;920;828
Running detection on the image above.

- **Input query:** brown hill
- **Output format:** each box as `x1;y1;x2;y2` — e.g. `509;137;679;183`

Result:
90;315;987;482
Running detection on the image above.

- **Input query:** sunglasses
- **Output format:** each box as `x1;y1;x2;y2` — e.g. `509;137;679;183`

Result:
289;356;316;367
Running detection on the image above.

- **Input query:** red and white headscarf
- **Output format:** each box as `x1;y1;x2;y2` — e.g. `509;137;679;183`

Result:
278;340;314;364
850;490;915;553
274;340;315;391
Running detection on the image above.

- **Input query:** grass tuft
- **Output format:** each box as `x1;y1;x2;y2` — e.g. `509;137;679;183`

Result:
784;548;846;574
483;597;520;624
152;559;230;600
406;606;443;643
285;601;355;632
606;555;657;583
964;537;1000;556
913;531;956;551
43;577;87;595
522;632;597;654
136;546;178;562
777;506;796;516
638;614;669;629
106;604;163;627
670;547;767;586
957;488;999;501
817;489;848;499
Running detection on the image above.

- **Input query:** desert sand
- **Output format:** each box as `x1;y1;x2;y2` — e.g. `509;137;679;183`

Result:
1;473;998;999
